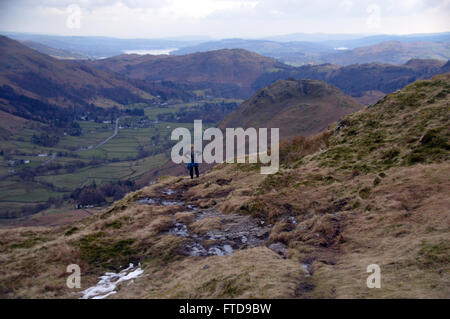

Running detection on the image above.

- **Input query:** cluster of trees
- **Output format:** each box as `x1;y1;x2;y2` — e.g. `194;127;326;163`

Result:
31;133;60;147
0;85;82;134
98;87;146;105
129;79;194;101
124;108;145;116
119;115;151;129
0;85;150;139
70;180;138;206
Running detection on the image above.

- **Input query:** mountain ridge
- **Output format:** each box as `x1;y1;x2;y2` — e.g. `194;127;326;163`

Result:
89;46;450;103
88;48;291;99
0;35;194;131
220;78;364;139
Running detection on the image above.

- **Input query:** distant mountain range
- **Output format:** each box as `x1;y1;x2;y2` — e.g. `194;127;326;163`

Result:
172;33;450;65
1;32;207;59
3;32;450;66
328;32;450;48
88;49;291;99
303;41;450;65
172;38;332;57
264;32;450;46
89;46;450;104
173;39;450;66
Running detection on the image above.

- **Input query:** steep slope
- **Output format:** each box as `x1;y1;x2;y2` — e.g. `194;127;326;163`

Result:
0;35;194;119
0;35;156;109
440;60;450;73
0;73;448;299
21;41;88;60
89;49;292;98
220;78;364;139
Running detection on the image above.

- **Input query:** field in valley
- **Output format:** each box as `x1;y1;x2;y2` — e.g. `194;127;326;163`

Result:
0;99;236;224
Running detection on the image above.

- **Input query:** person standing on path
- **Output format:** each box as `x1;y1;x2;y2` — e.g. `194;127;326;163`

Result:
184;144;200;179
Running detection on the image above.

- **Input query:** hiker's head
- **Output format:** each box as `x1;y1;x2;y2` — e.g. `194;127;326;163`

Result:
190;144;194;150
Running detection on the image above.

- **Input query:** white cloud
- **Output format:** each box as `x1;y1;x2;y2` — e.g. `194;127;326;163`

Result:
0;0;448;38
158;0;258;19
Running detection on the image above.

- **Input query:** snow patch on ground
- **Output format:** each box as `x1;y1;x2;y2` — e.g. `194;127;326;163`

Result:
80;263;143;299
300;263;311;277
162;189;176;195
137;198;156;204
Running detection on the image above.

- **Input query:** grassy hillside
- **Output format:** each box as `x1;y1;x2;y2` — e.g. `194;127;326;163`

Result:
0;36;155;109
0;35;195;116
220;78;363;139
0;73;448;299
21;41;89;60
89;49;292;99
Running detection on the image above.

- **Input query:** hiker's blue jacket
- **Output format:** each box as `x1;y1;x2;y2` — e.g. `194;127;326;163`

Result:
187;162;199;169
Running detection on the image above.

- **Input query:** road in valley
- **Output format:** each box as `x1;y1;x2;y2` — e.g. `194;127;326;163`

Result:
0;119;121;180
93;118;120;149
76;118;120;152
40;152;57;166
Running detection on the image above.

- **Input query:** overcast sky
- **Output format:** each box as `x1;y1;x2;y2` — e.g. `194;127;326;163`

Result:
0;0;449;39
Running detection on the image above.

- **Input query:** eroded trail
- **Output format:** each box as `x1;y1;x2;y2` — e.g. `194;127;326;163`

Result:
78;177;313;299
136;187;272;257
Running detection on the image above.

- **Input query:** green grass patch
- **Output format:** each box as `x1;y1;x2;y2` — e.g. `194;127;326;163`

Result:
76;232;138;270
10;236;44;249
417;240;450;270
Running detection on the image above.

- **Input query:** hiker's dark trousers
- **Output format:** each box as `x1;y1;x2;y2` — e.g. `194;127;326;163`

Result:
189;165;199;179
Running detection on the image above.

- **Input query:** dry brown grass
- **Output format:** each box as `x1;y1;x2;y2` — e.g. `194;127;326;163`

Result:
112;247;306;298
2;158;448;298
268;221;296;244
280;130;333;165
1;160;448;298
307;163;450;298
174;212;195;224
189;217;222;235
148;216;174;234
